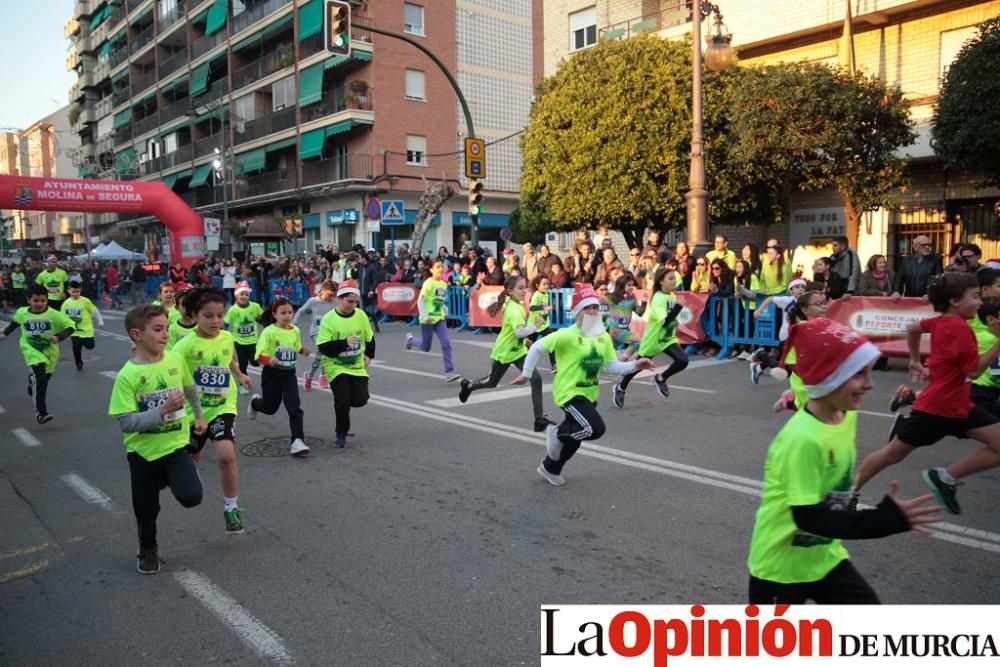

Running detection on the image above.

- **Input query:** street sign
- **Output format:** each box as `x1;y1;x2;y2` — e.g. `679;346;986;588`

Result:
499;227;512;242
381;199;405;225
365;197;381;221
464;138;485;179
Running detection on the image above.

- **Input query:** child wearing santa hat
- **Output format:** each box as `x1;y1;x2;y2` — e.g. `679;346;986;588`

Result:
224;281;264;376
513;284;656;486
315;280;375;448
747;318;941;604
749;279;809;384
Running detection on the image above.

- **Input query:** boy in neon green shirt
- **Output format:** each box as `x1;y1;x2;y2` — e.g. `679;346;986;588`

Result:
109;304;207;574
61;280;104;371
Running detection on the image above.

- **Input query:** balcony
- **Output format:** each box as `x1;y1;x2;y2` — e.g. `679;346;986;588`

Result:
194;133;225;158
159;5;186;31
114;124;133;145
112;86;131;106
233;106;297;146
191;78;229;108
599;4;692;41
127;0;147;13
106;7;126;29
158;50;187;78
159;97;192;125
231;0;292;37
130;25;154;54
301;88;374;124
232;50;289;90
95;96;114;117
78;105;97;125
133;112;159;136
301;153;372;187
235;168;297;199
109;48;128;69
191;30;225;59
132;70;157;95
300;17;373;59
140;146;194;177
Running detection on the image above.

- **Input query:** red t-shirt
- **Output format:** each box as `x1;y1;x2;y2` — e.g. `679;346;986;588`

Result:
105;266;119;288
913;315;977;418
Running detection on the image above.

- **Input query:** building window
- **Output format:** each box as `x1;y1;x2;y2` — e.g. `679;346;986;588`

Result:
940;26;979;79
234;94;254;124
404;69;425;100
160;0;177;18
404;3;424;36
406;134;426;165
272;76;294;111
569;6;597;51
163;132;178;154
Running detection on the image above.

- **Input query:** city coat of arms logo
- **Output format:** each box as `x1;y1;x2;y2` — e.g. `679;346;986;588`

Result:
13;181;32;207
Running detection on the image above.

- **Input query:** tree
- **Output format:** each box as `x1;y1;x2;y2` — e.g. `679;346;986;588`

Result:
508;191;551;245
409;175;454;257
728;63;916;246
932;16;1000;188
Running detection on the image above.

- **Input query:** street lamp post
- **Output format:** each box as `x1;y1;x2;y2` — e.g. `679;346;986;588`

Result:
187;101;235;258
685;2;735;258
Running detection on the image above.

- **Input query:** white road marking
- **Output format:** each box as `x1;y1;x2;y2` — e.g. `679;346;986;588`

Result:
449;339;497;349
0;404;6;414
100;371;118;379
12;428;41;448
427;384;555;407
859;409;894;419
368;361;450;380
173;569;294;666
59;473;112;510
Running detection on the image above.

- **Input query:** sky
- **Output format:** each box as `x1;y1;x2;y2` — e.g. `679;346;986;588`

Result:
0;1;78;130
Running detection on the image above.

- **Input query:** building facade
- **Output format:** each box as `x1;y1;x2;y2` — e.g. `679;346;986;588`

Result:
66;0;540;259
541;0;1000;268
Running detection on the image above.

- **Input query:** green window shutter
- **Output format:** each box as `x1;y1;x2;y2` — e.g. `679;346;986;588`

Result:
323;55;346;70
174;169;193;180
266;138;296;153
190;63;210;96
114;148;135;176
192;9;209;25
352;51;372;62
298;62;324;107
325;120;352;138
162;173;178;189
113;108;132;128
205;0;228;36
263;14;292;38
98;41;111;58
232;30;263;52
234;147;266;174
299;128;325;160
134;91;156;108
298;0;322;41
189;163;214;188
89;5;111;30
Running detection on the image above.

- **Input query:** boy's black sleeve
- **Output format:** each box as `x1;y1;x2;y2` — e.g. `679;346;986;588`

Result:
364;336;375;359
791;496;911;540
3;321;17;336
317;339;349;358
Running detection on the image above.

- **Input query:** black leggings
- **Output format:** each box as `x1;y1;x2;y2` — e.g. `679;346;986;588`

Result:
234;342;260;375
71;336;95;366
466;357;544;420
251;367;304;440
29;363;51;415
618;343;688;391
543;396;606;475
127;449;203;549
749;559;880;604
331;373;369;435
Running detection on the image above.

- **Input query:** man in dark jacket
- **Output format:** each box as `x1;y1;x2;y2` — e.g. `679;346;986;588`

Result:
830;235;862;295
891;235;943;299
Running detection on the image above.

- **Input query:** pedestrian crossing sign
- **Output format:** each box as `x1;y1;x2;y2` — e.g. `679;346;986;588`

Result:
381;199;405;225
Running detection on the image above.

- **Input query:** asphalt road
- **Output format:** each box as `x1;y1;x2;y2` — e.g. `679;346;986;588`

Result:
2;312;999;665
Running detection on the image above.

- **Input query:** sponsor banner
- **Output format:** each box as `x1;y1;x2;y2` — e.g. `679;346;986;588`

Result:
541;605;1000;665
826;296;932;357
376;282;420;316
468;286;533;328
629;291;709;344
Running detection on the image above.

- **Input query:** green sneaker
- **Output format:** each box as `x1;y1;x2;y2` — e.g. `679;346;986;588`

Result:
224;508;244;534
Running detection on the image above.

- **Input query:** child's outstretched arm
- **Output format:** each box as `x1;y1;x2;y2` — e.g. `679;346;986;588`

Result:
792;481;941;540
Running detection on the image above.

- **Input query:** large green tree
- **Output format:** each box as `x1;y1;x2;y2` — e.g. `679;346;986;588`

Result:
932;16;1000;187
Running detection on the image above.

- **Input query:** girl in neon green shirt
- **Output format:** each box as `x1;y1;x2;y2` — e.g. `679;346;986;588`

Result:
405;260;457;381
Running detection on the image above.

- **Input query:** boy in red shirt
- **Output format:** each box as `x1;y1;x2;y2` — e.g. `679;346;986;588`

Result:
854;272;1000;514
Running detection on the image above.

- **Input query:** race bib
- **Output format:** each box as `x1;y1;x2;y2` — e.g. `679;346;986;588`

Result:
194;365;230;395
25;319;52;335
237;323;256;337
275;346;297;367
65;307;83;322
138;389;185;431
990;358;1000;377
47;285;61;295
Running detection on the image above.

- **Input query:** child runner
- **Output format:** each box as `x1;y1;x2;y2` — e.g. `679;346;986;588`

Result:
612;268;688;408
606;274;646;361
316;280;375;447
514;284;655;486
405;259;459;382
108;304;207;574
224;281;264;376
749;278;808;384
61;280;104;371
527;274;556;372
1;284;75;423
747;318;940;603
172;286;253;533
292;280;336;391
166;289;198;350
458;275;554;432
853;272;1000;515
248;297;310;456
772;290;827;413
967;298;1000;418
152;282;182;326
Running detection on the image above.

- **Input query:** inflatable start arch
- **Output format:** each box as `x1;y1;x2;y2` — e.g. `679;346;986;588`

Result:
0;175;205;268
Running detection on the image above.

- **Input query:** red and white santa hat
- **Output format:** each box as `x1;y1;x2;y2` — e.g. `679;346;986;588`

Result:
570;283;601;317
785;318;880;399
234;280;252;295
46;254;58;262
787;278;808;291
337;279;361;298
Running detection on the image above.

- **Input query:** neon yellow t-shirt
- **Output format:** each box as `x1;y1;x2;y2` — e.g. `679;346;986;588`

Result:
420;278;448;324
61;296;98;338
530;291;550;330
171;330;238;422
491;299;529;364
35;268;69;302
541;325;616;406
167;320;197;350
225;302;264;345
970;317;1000;389
747;409;856;584
107;351;193;461
637;291;679;357
784;347;808;409
152;300;182;326
316;307;374;380
10;306;74;371
255;324;302;370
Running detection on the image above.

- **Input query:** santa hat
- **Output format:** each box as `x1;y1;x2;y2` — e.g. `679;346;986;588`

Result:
337;279;361;297
234;281;252;295
46;255;57;262
570;283;600;317
785;318;880;399
787;278;808;291
985;259;1000;270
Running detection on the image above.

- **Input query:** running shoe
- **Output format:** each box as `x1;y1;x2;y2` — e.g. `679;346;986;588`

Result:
136;546;160;575
36;413;54;425
303;372;313;392
612;383;625;409
76;363;83;371
444;373;461;383
224;508;244;534
318;374;329;389
922;468;961;515
651;375;670;399
333;432;347;448
534;415;556;433
537;459;566;487
237;384;248;395
290;438;309;457
770;367;788;381
405;333;414;351
890;385;916;412
751;363;762;385
458;379;472;404
247;394;260;420
737;351;752;361
545;424;562;461
772;390;795;413
846;492;860;512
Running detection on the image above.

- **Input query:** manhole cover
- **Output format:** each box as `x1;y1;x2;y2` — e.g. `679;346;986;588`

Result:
241;436;328;457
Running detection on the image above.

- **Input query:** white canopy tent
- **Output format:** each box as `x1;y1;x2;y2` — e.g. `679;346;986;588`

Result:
75;243;107;261
92;241;146;261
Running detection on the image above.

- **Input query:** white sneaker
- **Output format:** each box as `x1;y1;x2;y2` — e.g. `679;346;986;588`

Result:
537;459;565;487
405;333;414;350
737;351;751;361
247;394;260;420
443;373;461;383
545;424;562;461
770;367;789;381
237;384;248;395
290;438;309;457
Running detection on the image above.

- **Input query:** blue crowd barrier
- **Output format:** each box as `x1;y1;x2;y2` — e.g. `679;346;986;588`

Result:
548;288;575;329
445;285;469;332
267;279;309;306
697;296;782;358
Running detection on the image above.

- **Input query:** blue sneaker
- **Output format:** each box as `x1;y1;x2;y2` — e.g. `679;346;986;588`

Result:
751;363;761;385
651;375;670;399
922;468;961;515
334;433;347;448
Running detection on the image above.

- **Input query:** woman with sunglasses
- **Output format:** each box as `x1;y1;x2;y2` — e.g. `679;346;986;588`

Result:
690;257;711;293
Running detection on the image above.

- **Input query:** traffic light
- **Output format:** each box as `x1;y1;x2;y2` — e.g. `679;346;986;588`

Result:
326;0;351;56
468;179;484;217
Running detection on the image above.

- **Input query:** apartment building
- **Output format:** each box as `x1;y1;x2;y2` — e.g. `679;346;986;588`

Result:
542;0;1000;267
66;0;540;258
